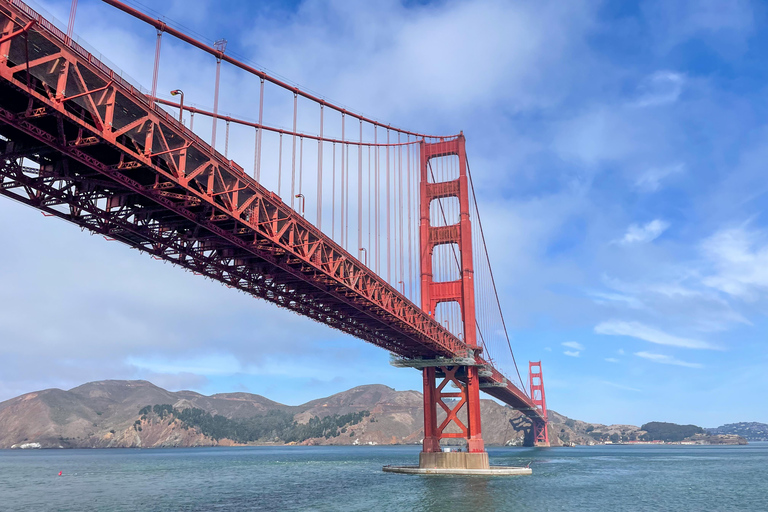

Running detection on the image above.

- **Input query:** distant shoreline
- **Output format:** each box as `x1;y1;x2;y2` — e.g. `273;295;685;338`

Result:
0;380;760;450
5;440;753;450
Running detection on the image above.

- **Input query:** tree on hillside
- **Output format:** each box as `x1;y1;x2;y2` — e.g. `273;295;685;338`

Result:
641;422;703;442
136;405;370;444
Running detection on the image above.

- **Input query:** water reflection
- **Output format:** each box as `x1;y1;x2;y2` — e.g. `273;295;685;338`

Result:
419;474;497;512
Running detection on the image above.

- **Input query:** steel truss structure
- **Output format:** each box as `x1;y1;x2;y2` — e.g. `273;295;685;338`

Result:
0;0;548;448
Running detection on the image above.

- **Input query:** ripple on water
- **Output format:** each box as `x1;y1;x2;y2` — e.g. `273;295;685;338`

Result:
0;444;767;511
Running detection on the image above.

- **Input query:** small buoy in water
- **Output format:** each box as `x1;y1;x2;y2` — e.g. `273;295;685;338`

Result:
58;471;62;476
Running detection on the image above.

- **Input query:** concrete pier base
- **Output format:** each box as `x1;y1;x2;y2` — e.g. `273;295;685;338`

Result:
383;451;532;476
419;451;489;470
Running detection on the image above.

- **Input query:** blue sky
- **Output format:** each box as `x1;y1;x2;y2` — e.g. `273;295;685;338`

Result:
1;0;767;427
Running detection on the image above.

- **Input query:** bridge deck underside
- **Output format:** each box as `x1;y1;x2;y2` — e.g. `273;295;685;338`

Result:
0;87;437;360
0;0;543;422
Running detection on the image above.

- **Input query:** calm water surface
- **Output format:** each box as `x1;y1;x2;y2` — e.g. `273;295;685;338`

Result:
1;444;766;511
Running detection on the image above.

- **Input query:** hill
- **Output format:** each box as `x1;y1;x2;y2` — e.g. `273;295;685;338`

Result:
0;380;748;449
640;422;704;442
707;422;768;441
0;380;291;449
0;380;566;448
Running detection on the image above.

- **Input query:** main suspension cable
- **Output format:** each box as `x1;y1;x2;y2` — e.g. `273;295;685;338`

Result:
466;157;527;396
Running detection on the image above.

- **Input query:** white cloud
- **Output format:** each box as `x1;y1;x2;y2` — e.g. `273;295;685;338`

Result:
632;71;685;107
597;275;750;333
600;275;701;299
618;219;670;244
544;347;552;352
589;291;645;309
634;351;703;368
635;163;685;192
701;226;768;300
564;350;580;357
595;320;718;349
562;341;584;350
605;358;619;363
246;0;594;122
618;349;625;355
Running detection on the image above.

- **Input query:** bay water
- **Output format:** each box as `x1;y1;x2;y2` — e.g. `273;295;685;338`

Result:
1;444;766;511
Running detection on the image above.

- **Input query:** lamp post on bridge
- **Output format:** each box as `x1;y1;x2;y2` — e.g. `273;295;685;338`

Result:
294;193;305;217
359;247;367;266
170;89;184;123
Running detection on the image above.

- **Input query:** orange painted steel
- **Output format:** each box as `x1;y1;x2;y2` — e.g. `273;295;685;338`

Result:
419;136;484;453
0;0;548;447
529;361;550;446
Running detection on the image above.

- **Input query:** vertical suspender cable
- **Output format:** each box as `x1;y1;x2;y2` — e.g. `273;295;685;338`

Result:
396;140;400;287
66;0;77;43
407;137;413;299
253;129;259;179
299;136;304;196
374;127;379;273
212;41;225;150
340;114;346;247
277;133;283;197
332;143;336;240
346;143;350;247
368;143;372;266
317;105;324;229
386;128;391;283
150;29;162;102
291;92;297;209
398;132;404;293
358;119;363;260
224;120;230;158
255;77;264;181
414;141;419;300
412;142;415;277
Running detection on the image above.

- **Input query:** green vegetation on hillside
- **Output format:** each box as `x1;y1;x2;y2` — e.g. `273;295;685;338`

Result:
138;405;370;444
640;422;704;442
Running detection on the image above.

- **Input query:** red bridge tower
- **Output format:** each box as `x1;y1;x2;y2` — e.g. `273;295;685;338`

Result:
529;361;550;446
418;134;487;468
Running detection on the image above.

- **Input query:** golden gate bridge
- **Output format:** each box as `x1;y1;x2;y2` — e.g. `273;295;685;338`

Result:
0;0;549;470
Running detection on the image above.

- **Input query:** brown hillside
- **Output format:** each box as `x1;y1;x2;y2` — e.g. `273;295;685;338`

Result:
0;380;609;449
